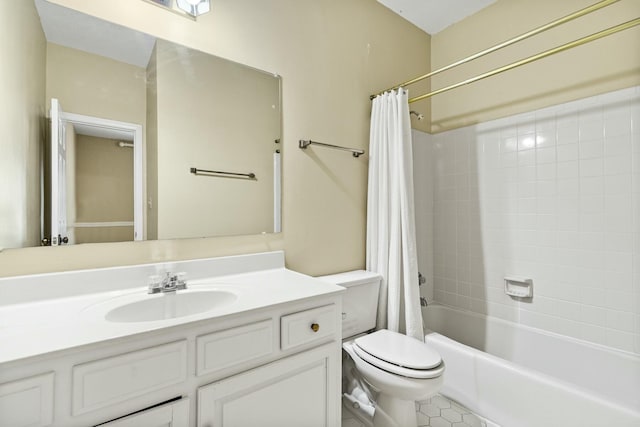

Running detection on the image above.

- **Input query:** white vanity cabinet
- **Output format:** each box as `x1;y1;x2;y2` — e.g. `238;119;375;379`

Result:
198;344;336;427
99;398;189;427
197;305;341;427
0;253;344;427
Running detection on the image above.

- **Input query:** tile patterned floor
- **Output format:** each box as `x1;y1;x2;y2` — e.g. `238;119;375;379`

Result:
342;394;495;427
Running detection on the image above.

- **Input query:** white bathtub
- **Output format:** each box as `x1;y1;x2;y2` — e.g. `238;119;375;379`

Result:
423;304;640;427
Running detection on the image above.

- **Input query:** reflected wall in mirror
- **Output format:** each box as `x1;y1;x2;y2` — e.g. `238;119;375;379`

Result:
0;0;282;250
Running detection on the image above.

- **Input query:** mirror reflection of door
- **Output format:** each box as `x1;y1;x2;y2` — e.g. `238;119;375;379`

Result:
47;98;142;245
49;98;68;246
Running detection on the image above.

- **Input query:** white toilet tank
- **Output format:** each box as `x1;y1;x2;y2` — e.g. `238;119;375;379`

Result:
317;270;381;339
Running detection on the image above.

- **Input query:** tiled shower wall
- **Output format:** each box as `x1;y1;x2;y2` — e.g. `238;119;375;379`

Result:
415;86;640;354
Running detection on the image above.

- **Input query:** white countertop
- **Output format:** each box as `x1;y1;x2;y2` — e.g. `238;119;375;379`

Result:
0;253;344;365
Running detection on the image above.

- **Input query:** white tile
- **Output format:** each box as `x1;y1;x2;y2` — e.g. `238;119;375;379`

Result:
579;196;603;214
581;304;608;326
557;178;579;195
604;155;632;175
580;286;606;307
580;158;604;177
556;110;579;131
557;161;579;179
558;196;579;214
518;132;536;151
520;309;557;331
442;408;463;423
580;323;608;346
605;328;635;352
537;181;557;197
604;213;633;233
555;299;582;321
604;174;632;195
536;163;557;181
604;134;632;158
580;176;604;196
535;130;556;148
578;250;604;270
579;139;604;160
604;232;633;253
558;213;579;232
557;144;579;162
579;214;604;232
606;309;636;332
577;268;606;288
578;232;604;251
518;182;536;198
428;87;639;352
536;146;556;164
579;121;604;143
605;195;632;216
537;197;556;215
518;118;536;135
518;165;536;182
604;112;632;138
501;151;518;168
536;214;557;232
558;231;579;248
605;290;634;312
557;126;579;145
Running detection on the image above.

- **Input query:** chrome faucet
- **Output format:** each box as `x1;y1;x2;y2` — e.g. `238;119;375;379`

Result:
148;272;187;294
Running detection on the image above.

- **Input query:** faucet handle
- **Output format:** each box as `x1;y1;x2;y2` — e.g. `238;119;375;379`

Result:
175;272;187;290
148;274;163;294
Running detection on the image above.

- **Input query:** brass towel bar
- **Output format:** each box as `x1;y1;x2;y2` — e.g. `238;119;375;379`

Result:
299;139;365;158
190;167;256;179
369;0;639;104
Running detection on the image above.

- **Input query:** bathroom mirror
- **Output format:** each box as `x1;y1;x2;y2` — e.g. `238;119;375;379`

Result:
2;0;281;249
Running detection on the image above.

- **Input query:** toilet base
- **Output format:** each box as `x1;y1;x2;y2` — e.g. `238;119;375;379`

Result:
373;394;417;427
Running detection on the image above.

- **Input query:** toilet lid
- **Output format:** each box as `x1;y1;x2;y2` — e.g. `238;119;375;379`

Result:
354;329;442;370
352;343;445;379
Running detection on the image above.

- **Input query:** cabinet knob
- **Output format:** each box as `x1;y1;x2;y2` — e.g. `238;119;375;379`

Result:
310;323;320;333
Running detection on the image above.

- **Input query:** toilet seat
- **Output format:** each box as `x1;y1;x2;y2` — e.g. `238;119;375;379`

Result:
353;330;444;379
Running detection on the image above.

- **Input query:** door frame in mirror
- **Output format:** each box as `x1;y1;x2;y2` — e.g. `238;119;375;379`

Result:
59;111;144;242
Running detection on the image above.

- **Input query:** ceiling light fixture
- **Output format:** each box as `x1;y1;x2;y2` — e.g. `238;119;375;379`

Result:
176;0;210;17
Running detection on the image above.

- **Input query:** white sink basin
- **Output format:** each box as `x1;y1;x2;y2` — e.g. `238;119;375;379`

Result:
85;288;238;323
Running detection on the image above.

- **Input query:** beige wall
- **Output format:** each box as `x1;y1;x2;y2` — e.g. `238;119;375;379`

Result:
430;0;640;132
154;40;279;239
76;227;133;244
146;45;159;241
75;135;134;222
0;1;46;249
45;43;147;126
0;0;430;276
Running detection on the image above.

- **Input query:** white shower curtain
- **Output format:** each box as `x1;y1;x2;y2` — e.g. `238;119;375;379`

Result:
366;89;424;342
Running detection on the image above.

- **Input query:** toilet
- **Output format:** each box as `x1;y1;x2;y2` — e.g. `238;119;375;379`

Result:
318;270;444;427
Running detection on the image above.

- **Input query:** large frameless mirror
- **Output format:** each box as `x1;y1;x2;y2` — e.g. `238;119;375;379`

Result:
1;0;282;249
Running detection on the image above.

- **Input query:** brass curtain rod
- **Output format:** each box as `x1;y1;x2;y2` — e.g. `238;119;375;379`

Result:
370;0;620;100
409;18;640;104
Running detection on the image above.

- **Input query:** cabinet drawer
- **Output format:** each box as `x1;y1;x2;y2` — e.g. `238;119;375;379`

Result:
281;304;337;350
197;319;274;376
0;372;54;427
72;340;187;415
100;397;189;427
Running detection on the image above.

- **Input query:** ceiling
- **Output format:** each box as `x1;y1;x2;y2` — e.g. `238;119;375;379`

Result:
35;0;156;68
377;0;497;35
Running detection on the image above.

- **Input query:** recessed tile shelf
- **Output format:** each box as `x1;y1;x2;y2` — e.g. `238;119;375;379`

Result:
504;276;533;299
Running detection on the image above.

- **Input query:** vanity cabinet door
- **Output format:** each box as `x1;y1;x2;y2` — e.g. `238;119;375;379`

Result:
197;343;339;427
99;398;189;427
